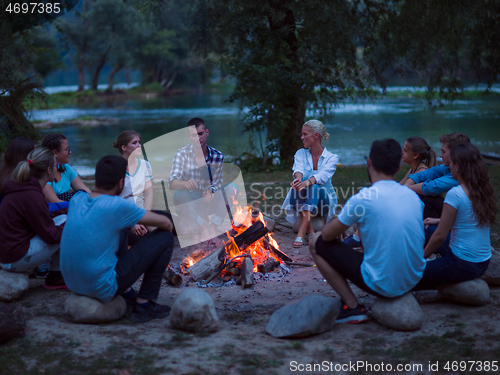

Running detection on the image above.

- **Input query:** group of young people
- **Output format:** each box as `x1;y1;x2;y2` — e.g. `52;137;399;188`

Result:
0;118;234;323
0;129;176;322
0;117;497;325
283;120;497;323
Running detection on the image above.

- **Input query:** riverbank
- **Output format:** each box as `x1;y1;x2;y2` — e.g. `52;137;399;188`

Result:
27;83;500;110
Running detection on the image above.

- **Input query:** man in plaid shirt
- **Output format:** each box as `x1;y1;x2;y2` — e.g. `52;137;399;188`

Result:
169;118;228;241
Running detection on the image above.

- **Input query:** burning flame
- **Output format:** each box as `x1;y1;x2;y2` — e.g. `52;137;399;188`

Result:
183;205;283;275
228;206;281;272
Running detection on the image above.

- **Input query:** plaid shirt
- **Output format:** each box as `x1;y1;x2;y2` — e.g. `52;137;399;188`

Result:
169;144;224;192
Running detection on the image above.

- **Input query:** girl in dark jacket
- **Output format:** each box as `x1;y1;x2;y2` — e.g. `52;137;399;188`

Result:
0;147;67;289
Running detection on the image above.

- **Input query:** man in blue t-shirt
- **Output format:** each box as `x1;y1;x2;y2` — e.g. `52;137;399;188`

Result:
61;155;174;323
309;139;426;324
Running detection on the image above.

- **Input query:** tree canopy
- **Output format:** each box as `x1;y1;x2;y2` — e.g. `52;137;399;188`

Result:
190;0;500;166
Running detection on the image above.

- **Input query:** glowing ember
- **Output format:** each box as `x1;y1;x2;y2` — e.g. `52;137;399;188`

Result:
184;206;283;275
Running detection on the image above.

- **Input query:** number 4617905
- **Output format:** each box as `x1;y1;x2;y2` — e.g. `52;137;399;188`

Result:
5;3;61;13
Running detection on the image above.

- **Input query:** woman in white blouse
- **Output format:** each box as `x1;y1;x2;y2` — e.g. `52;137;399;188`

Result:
282;120;339;247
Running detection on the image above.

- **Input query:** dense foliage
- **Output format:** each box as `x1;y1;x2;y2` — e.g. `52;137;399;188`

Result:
191;0;500;166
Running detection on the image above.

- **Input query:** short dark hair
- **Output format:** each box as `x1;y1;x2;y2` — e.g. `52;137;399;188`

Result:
95;155;127;190
187;118;206;129
369;138;402;176
439;132;470;149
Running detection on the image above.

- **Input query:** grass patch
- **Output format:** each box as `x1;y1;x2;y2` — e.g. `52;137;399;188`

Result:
0;339;165;375
358;328;500;369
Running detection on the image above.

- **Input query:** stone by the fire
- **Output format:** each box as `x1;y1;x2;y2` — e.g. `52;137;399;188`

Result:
293;216;325;233
0;270;29;302
481;247;500;286
371;292;423;331
437;279;490;306
64;294;127;323
169;289;219;333
265;295;340;338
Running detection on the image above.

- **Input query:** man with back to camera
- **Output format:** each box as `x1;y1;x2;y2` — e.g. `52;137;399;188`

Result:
309;139;426;323
169;117;236;242
60;155;174;323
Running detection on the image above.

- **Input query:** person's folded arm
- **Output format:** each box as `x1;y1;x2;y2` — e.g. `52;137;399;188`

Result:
138;211;173;231
71;175;91;193
321;218;350;242
424;203;456;258
43;184;64;203
421;175;458;196
313;154;339;185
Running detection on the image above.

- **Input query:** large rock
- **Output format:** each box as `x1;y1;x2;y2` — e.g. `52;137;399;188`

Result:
292;216;325;233
266;295;340;338
438;279;490;306
65;294;127;323
371;293;422;331
170;289;219;333
481;247;500;286
0;270;29;302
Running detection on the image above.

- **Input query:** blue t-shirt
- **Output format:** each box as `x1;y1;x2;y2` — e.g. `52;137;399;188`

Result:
337;180;426;297
444;186;491;263
47;164;78;195
60;193;145;302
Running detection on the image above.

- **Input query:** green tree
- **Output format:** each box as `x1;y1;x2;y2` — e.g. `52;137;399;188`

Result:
361;0;500;103
191;0;500;166
0;1;80;151
190;0;370;166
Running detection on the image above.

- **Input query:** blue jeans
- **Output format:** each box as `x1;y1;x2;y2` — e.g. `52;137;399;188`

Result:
173;183;238;229
290;183;329;217
414;244;489;290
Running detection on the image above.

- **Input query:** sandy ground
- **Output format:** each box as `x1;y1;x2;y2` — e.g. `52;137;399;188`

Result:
12;224;500;375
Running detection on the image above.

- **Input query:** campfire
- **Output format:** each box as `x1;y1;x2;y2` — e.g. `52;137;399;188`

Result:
183;206;291;288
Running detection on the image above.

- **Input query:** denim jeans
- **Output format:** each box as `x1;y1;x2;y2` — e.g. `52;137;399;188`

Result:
414;244;490;290
114;228;174;301
173;183;238;229
289;183;329;216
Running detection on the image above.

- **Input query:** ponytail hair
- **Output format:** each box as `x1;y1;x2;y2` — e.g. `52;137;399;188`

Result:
11;147;55;183
405;136;437;167
303;120;330;143
112;130;141;155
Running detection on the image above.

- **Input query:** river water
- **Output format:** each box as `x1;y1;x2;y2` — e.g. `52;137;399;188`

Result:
29;87;500;176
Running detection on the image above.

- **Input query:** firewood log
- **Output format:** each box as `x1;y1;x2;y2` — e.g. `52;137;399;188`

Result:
257;258;280;274
240;256;254;288
187;243;227;281
163;267;182;286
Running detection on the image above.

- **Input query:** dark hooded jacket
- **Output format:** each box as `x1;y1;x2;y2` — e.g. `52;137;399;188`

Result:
0;177;64;264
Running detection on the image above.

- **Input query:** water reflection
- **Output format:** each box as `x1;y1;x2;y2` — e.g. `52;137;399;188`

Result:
30;91;500;175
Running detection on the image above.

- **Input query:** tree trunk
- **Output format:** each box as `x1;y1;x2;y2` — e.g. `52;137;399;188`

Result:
280;99;305;167
78;53;86;92
91;49;110;90
106;64;124;93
